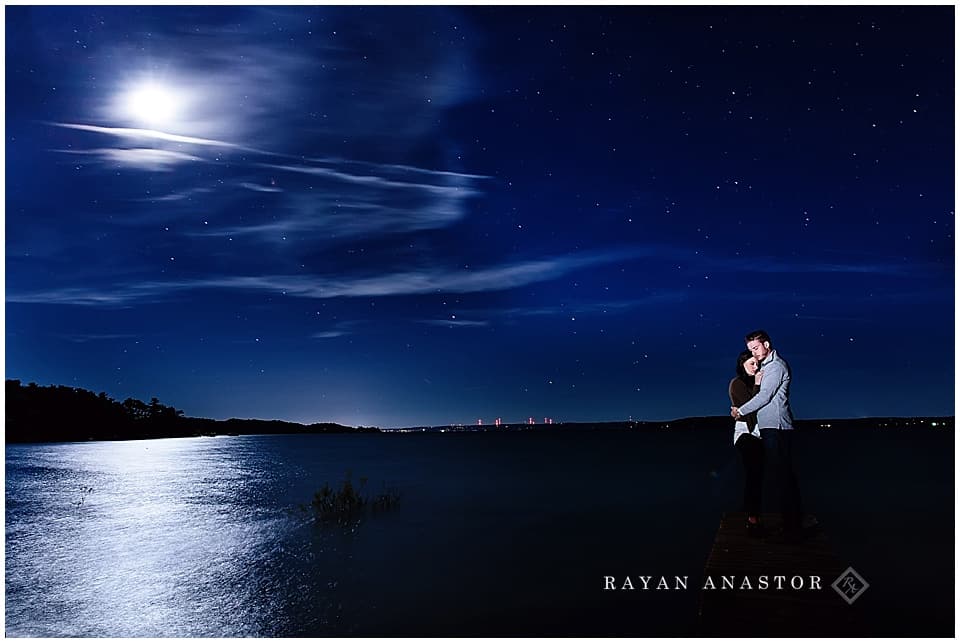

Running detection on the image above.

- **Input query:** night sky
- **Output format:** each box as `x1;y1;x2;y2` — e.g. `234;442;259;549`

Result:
5;5;954;428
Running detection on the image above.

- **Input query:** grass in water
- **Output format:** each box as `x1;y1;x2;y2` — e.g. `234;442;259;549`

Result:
303;472;401;527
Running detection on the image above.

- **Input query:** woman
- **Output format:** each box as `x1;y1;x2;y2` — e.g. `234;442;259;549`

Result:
729;350;764;536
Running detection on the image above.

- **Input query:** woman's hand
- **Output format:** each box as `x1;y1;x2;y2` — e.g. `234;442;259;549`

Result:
754;369;764;386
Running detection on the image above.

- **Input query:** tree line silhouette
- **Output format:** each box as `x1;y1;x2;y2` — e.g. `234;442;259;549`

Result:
5;379;379;443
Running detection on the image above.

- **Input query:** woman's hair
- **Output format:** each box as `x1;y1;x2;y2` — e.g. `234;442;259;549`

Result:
735;350;755;384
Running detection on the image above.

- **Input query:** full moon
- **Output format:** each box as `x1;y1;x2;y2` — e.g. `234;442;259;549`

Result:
117;82;186;130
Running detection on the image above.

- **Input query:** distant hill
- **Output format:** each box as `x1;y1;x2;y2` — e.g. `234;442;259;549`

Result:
5;379;952;443
4;380;378;443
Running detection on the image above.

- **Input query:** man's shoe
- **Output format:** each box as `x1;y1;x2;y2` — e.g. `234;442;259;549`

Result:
746;521;764;538
802;516;822;536
765;527;803;544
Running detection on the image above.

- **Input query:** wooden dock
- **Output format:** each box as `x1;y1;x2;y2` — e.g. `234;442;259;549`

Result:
697;512;868;636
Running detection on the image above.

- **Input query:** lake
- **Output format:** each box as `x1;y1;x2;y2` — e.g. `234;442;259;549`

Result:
5;427;954;636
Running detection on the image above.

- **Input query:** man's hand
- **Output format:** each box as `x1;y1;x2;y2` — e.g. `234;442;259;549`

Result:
730;406;741;419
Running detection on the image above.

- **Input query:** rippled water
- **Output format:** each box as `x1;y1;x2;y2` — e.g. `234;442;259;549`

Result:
5;429;954;636
6;438;292;636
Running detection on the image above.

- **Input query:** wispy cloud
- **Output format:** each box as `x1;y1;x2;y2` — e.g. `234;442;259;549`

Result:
310;320;363;339
257;162;483;196
57;333;141;343
489;296;689;319
7;250;644;306
710;255;922;276
440;294;689;325
187;189;476;241
58;147;204;171
137;187;214;202
346;160;489;181
176;155;488;243
7;286;156;306
419;319;490;328
238;181;283;193
51;122;244;149
311;330;350;339
51;122;488;243
192;253;626;299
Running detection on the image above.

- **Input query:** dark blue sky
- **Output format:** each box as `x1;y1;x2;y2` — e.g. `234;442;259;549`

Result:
5;5;954;427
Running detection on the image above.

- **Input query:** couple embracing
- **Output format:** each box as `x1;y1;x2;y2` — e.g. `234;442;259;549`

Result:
728;329;805;544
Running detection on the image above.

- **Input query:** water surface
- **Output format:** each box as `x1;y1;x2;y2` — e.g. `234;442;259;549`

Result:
5;428;954;636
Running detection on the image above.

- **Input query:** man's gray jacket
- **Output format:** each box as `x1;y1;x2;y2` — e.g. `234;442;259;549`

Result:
737;349;794;430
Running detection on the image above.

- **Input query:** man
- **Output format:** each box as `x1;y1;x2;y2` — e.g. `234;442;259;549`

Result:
730;329;804;543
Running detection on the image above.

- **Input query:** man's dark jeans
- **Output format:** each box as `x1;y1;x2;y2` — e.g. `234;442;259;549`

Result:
735;433;764;517
760;428;804;531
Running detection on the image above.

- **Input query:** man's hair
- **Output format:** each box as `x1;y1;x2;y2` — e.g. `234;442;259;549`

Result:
744;329;771;344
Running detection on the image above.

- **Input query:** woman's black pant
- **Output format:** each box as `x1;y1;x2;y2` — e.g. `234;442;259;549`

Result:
735;433;764;518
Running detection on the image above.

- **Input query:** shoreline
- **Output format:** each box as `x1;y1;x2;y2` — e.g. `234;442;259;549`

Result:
5;417;953;445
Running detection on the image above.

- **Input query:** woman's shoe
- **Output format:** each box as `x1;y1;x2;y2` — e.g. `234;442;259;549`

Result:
746;520;764;538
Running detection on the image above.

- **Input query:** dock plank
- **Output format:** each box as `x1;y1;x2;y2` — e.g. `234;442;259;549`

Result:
697;512;868;636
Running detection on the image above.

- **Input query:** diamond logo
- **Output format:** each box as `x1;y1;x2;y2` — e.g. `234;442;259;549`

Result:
831;566;869;605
